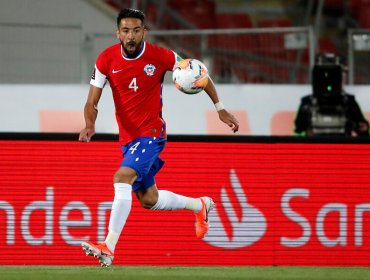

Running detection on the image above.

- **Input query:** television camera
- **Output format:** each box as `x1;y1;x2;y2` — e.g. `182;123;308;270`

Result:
310;54;351;135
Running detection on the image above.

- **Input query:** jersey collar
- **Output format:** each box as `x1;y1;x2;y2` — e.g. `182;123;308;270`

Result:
121;41;146;60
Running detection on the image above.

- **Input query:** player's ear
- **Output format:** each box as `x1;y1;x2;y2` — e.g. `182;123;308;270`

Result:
115;29;120;40
142;28;147;39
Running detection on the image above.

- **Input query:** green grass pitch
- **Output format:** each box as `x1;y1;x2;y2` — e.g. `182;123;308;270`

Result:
1;266;370;280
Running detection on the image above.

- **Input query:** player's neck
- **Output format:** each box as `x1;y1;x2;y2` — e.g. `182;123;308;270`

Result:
122;41;145;59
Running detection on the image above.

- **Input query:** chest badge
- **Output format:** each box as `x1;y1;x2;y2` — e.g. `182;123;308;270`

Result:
144;64;156;76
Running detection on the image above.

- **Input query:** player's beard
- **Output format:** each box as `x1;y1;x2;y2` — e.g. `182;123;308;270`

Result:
121;38;144;58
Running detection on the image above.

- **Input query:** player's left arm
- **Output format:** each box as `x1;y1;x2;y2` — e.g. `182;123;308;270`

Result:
169;51;239;132
204;77;239;133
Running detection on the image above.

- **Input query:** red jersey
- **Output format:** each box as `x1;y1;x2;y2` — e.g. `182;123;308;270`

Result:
90;42;177;145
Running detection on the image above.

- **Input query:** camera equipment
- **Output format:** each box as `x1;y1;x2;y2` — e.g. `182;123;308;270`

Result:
310;55;349;135
312;64;342;103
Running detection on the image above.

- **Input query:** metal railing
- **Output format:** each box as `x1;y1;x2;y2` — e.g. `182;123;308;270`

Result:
90;26;315;84
348;29;370;85
0;23;319;84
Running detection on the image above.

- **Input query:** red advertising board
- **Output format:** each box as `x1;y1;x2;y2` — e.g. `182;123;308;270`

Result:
0;138;370;266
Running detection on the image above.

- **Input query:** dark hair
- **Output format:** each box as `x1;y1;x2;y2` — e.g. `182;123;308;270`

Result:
117;8;146;27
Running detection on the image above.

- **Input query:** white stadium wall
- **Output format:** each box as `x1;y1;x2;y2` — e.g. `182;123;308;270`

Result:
0;84;369;135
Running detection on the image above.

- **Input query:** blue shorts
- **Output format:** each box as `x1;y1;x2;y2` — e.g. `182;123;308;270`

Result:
120;136;166;193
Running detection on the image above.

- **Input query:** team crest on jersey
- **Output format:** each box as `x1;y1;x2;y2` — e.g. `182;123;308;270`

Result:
144;64;156;76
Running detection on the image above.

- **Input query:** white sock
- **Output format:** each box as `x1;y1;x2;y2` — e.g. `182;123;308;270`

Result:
105;230;119;253
105;183;132;252
185;197;203;212
151;190;202;212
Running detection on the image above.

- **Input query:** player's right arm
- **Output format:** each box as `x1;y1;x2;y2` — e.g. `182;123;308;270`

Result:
79;85;103;142
79;53;107;142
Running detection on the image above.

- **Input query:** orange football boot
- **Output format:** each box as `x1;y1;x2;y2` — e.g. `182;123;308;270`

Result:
81;241;114;267
194;197;215;239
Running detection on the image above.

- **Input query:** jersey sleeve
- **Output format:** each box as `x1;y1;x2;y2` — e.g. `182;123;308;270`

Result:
90;51;108;88
159;46;182;71
172;51;183;70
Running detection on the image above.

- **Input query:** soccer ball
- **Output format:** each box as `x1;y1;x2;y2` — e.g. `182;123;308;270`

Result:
172;58;209;94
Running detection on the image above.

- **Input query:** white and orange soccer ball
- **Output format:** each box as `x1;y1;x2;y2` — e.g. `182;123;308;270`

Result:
172;58;209;94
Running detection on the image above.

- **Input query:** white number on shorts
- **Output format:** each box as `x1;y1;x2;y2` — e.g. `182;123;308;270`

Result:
129;141;140;154
129;77;138;92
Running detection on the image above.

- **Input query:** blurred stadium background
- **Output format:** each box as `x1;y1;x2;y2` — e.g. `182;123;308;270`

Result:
1;0;370;84
0;0;369;136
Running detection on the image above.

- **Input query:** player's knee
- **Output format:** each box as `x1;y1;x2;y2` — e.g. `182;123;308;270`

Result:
113;167;137;184
139;195;158;209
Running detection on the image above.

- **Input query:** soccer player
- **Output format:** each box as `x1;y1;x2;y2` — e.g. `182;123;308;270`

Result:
79;8;239;267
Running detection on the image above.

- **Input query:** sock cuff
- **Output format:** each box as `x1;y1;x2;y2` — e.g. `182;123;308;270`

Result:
151;190;187;210
150;191;164;210
114;183;132;200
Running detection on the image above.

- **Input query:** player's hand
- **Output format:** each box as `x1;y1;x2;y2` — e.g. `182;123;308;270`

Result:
218;110;239;133
79;127;95;142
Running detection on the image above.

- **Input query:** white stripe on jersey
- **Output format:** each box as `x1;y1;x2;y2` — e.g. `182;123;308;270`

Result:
172;51;183;70
90;65;107;88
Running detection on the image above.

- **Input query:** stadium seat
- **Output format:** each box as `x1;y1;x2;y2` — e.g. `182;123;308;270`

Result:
257;18;292;57
215;13;253;29
104;0;121;10
214;56;268;83
145;3;158;25
210;12;256;52
254;14;309;82
323;0;345;11
358;4;370;27
349;0;370;18
318;37;338;53
210;16;260;83
167;0;216;29
206;111;250;135
256;18;292;28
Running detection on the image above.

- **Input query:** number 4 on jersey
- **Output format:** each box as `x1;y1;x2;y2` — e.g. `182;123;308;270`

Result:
129;78;138;92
